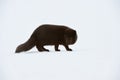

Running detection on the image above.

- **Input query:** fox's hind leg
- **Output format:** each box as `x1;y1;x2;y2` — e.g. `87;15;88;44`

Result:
36;43;49;52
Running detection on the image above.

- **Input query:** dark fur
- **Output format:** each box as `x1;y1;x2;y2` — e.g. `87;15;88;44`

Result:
15;24;77;53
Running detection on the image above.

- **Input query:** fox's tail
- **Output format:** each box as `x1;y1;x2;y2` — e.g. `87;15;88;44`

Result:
15;37;35;53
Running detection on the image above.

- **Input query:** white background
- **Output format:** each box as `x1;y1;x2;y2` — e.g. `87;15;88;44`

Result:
0;0;120;80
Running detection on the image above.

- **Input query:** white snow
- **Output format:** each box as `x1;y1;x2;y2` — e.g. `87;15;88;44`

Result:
0;0;120;80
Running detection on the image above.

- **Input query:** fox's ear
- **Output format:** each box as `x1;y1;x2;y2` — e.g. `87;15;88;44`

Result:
64;29;77;37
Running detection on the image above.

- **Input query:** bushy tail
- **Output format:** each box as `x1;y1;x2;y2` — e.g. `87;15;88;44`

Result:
15;37;35;53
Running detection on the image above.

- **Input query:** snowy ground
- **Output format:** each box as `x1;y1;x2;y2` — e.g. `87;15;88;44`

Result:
0;0;120;80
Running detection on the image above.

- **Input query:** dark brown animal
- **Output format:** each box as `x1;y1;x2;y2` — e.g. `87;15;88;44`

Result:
15;24;77;53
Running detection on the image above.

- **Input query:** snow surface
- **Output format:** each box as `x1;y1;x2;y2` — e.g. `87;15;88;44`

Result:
0;0;120;80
